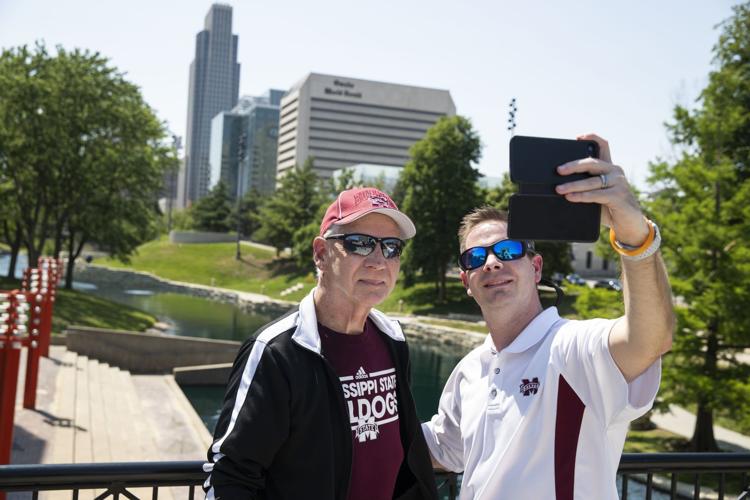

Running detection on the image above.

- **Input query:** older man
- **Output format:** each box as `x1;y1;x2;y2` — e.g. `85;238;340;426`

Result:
422;135;675;499
204;187;438;500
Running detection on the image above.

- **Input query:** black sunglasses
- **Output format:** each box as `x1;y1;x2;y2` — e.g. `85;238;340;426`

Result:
326;233;405;259
458;239;530;271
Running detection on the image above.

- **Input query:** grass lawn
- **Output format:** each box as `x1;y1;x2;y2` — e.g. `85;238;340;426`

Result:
98;238;317;303
623;428;691;453
0;276;156;333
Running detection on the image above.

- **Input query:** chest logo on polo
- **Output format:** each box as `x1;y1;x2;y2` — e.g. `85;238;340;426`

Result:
520;377;540;396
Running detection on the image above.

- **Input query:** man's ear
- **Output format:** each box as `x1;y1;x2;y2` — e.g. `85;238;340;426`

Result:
532;253;543;283
313;237;327;269
460;270;473;297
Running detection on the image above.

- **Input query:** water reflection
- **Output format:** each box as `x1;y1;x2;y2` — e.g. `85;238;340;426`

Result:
83;286;274;341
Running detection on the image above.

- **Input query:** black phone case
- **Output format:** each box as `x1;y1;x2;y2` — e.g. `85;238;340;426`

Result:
508;195;601;242
508;135;601;242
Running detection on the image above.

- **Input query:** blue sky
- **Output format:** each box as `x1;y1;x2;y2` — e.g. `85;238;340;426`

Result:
0;0;738;189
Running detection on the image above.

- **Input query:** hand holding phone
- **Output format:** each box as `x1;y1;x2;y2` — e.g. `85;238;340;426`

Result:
507;135;601;242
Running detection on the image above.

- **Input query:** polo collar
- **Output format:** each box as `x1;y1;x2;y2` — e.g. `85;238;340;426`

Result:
484;307;561;354
293;288;406;354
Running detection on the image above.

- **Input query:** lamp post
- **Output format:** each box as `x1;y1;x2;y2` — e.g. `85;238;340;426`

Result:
236;132;247;261
168;134;182;234
507;98;517;136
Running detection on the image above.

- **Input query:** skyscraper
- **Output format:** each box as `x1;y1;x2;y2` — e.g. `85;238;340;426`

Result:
179;3;240;207
209;90;284;198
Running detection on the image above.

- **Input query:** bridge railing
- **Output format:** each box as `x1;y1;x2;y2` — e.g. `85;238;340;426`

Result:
0;453;748;500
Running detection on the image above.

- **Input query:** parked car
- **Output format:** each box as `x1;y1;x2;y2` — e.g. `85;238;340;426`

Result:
550;272;565;286
594;279;622;292
565;273;586;286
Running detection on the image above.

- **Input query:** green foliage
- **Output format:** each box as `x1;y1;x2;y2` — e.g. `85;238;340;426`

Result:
291;203;328;270
399;116;483;300
292;221;321;271
573;286;624;319
191;180;233;232
646;2;750;450
0;42;175;286
482;172;516;210
170;209;195;231
256;157;327;255
232;189;265;239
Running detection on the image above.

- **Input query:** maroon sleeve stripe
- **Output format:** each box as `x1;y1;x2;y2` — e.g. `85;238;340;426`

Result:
554;375;586;500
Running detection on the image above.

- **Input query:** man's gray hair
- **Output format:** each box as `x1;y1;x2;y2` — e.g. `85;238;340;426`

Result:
317;223;344;281
322;223;344;238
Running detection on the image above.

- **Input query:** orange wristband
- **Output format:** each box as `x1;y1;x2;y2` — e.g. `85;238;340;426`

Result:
609;219;656;257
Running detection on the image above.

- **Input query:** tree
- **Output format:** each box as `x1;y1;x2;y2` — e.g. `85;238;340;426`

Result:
399;116;482;300
256;157;326;255
191;180;233;232
232;188;265;239
647;2;750;451
0;43;175;287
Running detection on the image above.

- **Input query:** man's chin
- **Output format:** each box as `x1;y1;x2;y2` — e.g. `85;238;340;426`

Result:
354;287;392;307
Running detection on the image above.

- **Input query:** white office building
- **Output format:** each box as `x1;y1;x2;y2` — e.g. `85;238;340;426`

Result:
276;73;455;179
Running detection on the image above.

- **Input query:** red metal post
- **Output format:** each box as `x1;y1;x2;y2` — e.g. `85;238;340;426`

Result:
0;290;28;466
22;292;43;409
36;258;60;358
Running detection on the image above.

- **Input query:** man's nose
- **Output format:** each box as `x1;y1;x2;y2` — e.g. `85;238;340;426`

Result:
482;252;504;270
365;243;387;267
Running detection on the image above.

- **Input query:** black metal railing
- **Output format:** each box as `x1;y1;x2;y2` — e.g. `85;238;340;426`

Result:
0;454;748;499
618;453;750;500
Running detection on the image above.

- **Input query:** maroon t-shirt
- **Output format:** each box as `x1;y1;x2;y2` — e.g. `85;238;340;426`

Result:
318;318;404;500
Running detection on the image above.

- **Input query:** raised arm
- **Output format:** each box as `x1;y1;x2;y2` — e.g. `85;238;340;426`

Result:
555;134;675;382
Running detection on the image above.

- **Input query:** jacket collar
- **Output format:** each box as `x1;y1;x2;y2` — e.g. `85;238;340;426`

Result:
484;307;561;354
292;288;406;354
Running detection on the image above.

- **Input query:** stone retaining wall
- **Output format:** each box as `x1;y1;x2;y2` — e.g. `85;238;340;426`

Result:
169;230;236;244
65;326;241;374
400;321;484;354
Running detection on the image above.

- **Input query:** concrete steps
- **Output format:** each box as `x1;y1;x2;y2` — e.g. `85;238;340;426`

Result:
11;346;209;500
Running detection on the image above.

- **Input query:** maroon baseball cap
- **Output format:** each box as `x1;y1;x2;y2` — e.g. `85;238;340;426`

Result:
319;187;416;239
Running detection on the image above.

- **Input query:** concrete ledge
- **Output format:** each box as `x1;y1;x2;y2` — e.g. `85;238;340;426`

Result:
50;333;68;346
163;375;214;447
65;325;240;374
169;230;236;244
174;363;233;386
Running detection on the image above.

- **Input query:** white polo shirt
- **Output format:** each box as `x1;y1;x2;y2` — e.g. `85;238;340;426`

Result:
422;307;660;500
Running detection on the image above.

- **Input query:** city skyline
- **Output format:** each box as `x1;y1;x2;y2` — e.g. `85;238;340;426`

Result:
0;0;739;190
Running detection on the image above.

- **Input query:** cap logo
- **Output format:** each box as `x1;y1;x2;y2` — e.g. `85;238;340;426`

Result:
352;189;395;209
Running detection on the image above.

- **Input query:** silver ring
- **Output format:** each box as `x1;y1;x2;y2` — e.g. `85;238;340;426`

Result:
599;173;608;189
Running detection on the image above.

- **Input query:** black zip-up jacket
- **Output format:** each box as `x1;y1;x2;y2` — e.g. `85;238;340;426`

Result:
203;290;439;500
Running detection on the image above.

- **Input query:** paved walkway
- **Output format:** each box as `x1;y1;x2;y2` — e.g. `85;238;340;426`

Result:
9;346;211;499
652;404;750;452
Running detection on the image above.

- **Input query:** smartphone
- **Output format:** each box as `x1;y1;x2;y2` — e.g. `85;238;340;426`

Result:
507;135;601;242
